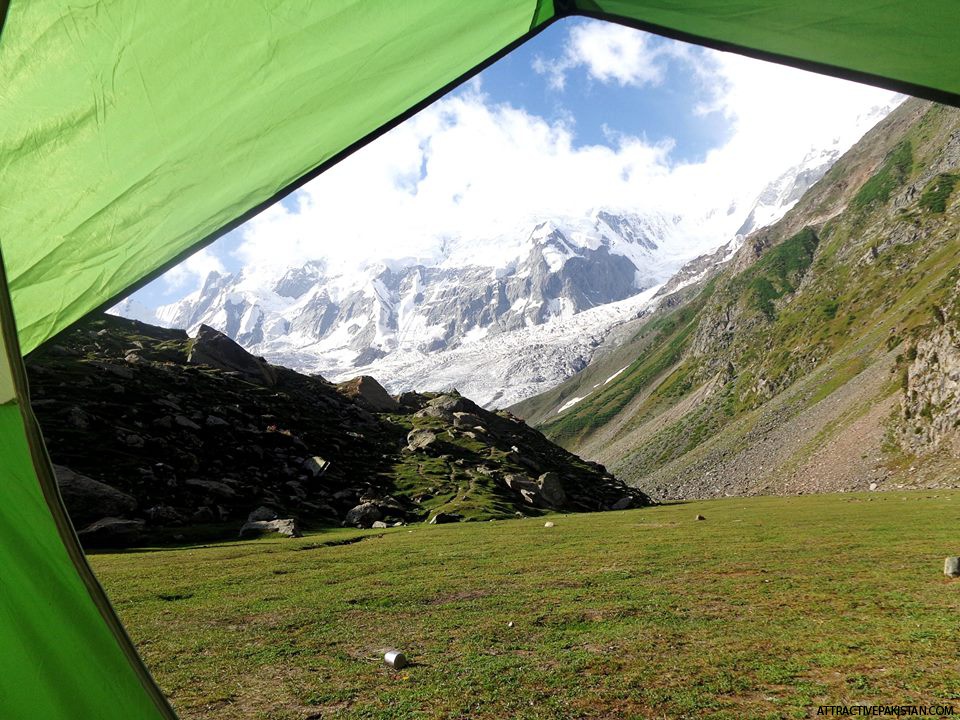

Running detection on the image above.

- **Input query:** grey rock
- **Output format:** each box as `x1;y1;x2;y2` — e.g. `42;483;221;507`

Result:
89;360;135;380
188;324;278;386
77;517;145;548
54;465;137;527
414;405;453;421
205;415;229;427
371;521;389;529
397;391;426;410
184;478;236;497
66;406;91;429
125;434;145;448
174;415;201;430
536;472;566;507
191;506;214;523
504;472;566;509
544;521;555;528
239;518;302;539
427;394;472;414
610;497;633;510
429;512;463;524
345;502;382;528
407;429;438;452
247;506;278;522
695;514;706;521
336;375;399;412
145;505;185;525
453;412;485;428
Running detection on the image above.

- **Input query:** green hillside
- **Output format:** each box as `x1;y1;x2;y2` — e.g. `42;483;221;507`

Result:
513;99;960;500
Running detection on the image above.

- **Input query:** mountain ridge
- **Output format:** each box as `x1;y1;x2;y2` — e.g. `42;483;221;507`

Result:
113;99;899;407
513;98;960;501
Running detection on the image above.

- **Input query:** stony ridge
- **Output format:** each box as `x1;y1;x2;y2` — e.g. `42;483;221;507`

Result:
26;315;648;546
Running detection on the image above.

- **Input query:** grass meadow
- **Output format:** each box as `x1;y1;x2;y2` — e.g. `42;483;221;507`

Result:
91;491;960;719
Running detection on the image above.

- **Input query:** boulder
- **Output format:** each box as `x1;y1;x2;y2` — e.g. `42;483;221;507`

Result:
174;415;200;430
371;521;389;529
359;493;406;514
54;465;137;527
429;512;463;524
503;472;566;509
191;506;214;523
187;324;278;386
536;472;566;507
406;429;438;452
185;478;236;497
247;506;278;522
397;391;426;411
145;505;186;525
65;406;91;429
414;405;453;421
77;517;146;548
345;502;382;528
335;375;399;412
239;518;301;539
427;394;474;414
610;497;633;511
453;412;485;429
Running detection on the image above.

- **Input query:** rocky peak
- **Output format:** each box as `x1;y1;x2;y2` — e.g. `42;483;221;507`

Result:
188;324;278;386
336;375;399;413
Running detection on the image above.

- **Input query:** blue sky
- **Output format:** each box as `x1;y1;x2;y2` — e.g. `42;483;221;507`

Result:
478;22;731;162
133;18;897;309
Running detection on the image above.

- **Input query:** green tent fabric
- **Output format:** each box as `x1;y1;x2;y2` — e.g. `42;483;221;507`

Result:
1;1;958;717
0;254;176;718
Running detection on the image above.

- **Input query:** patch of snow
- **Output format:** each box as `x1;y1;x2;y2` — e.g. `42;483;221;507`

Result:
604;366;629;385
556;394;589;414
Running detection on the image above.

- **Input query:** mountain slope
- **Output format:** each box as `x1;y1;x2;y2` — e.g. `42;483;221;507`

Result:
26;315;648;545
515;99;960;500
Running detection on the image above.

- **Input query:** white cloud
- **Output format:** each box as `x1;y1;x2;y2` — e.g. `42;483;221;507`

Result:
160;247;226;291
177;19;899;291
233;83;681;277
534;22;680;90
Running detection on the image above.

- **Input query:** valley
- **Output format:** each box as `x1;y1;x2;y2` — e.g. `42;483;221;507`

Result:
515;99;960;502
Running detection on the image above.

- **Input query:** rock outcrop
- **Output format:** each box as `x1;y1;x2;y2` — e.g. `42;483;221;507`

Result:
899;288;960;456
26;314;650;546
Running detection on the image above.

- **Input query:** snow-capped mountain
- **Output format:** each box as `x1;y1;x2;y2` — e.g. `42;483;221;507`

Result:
151;209;694;376
131;204;758;406
118;98;902;407
737;99;900;236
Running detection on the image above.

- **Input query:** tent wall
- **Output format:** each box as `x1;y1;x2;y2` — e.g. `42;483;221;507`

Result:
579;1;960;105
2;2;959;718
0;0;546;355
0;254;176;718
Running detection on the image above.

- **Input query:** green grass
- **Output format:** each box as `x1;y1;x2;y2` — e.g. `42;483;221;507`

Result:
852;140;913;210
91;491;960;719
919;173;959;214
743;227;819;320
542;280;717;447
